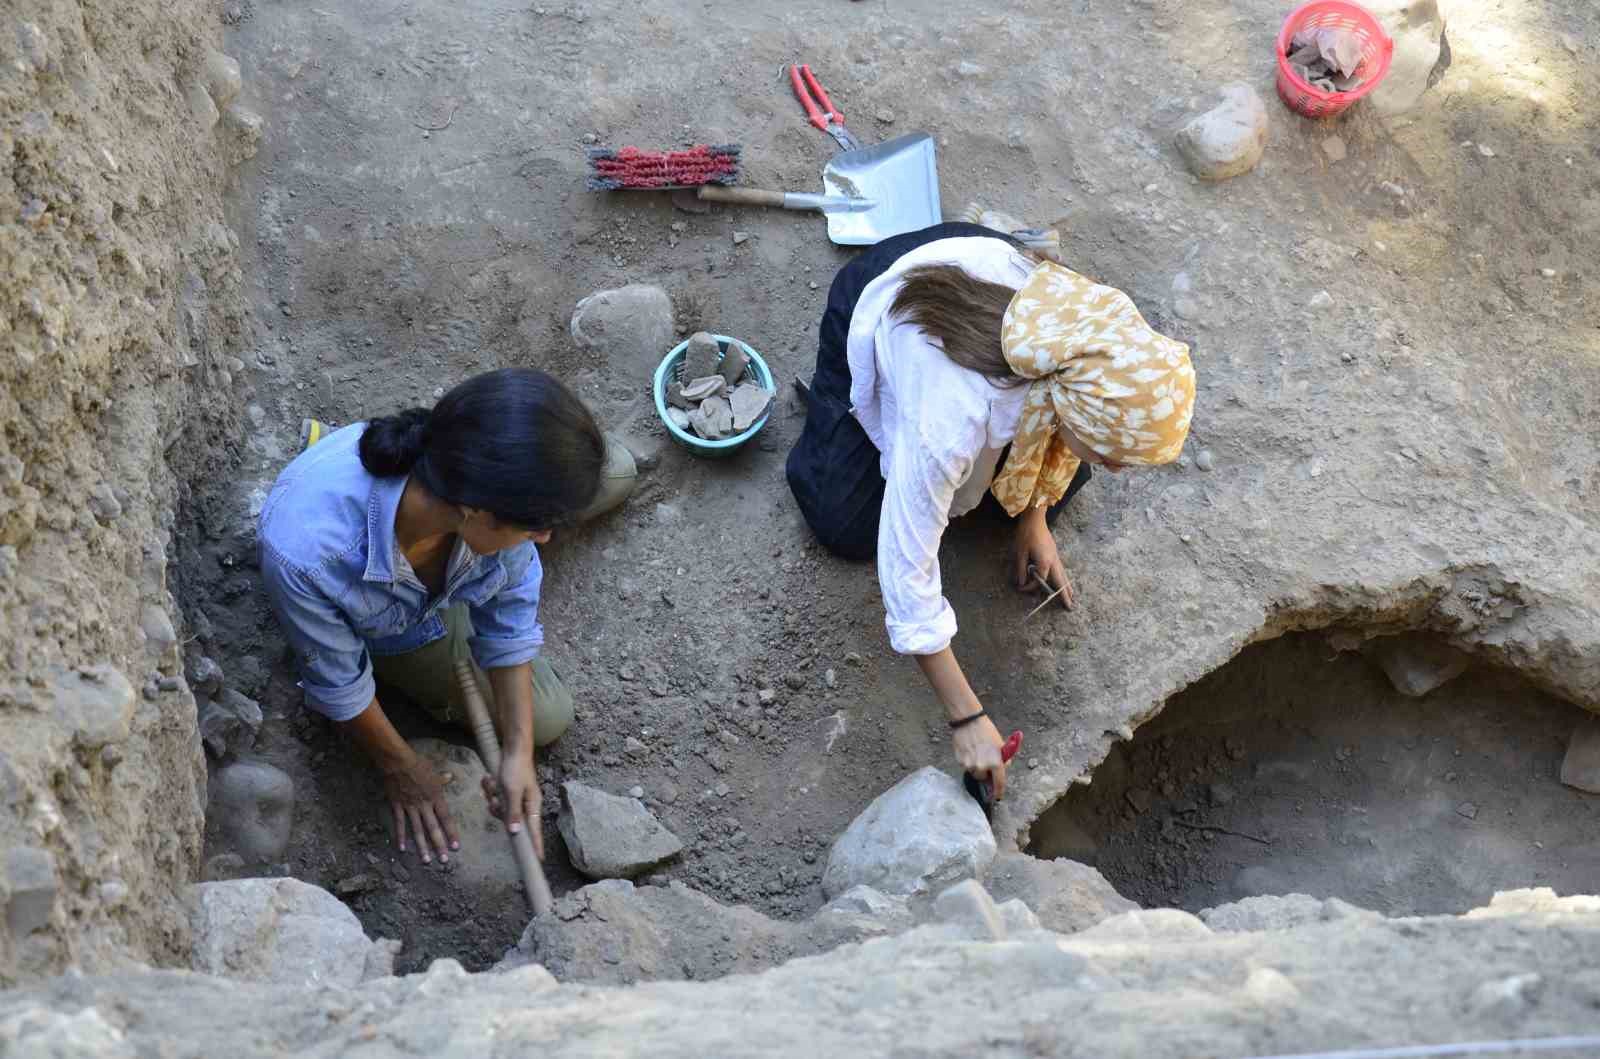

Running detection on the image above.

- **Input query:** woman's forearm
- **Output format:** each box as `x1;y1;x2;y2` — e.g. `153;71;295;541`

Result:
914;647;984;722
340;697;415;772
486;662;536;760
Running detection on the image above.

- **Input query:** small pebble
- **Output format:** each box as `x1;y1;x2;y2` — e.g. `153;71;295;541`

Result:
824;668;837;688
844;652;863;666
1562;34;1578;55
874;109;895;124
1194;449;1215;472
1456;801;1479;820
731;231;749;245
629;785;645;799
1308;290;1334;310
1539;268;1556;279
1476;143;1496;158
1027;758;1039;770
1340;351;1355;364
1320;135;1346;163
808;281;818;290
715;782;731;798
1379;181;1405;198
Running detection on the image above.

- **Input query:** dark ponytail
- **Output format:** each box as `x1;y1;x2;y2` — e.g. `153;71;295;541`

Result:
359;407;432;477
359;368;605;529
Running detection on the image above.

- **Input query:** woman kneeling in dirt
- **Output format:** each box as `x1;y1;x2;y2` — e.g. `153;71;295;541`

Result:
787;222;1195;800
259;368;629;865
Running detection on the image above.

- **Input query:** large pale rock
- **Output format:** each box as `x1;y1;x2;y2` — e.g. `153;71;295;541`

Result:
11;893;1600;1057
498;878;880;984
404;739;523;890
186;878;397;987
1175;82;1267;180
816;885;916;936
931;880;1006;941
1199;893;1378;932
982;853;1138;934
557;782;683;880
1559;716;1600;794
1365;0;1446;116
1369;632;1470;697
821;767;997;899
201;49;242;108
569;285;675;376
210;761;295;861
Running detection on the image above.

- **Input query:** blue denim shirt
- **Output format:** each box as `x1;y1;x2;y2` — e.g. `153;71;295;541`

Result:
257;424;544;721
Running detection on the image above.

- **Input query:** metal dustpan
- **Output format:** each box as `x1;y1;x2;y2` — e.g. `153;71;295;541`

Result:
821;132;941;245
696;132;940;246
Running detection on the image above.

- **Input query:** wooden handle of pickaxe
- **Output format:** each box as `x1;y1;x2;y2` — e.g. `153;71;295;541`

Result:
453;658;554;917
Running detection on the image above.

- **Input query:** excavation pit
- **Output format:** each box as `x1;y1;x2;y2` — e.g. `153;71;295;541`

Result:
1027;632;1600;915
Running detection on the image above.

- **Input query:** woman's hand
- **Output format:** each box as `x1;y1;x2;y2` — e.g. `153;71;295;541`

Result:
481;753;544;860
382;752;460;864
1011;505;1073;610
952;713;1007;801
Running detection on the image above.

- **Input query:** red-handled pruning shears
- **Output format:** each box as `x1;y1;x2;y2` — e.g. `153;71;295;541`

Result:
963;729;1024;821
789;64;862;152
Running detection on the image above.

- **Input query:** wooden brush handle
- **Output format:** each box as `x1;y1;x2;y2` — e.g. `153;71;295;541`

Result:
453;658;554;917
697;185;787;207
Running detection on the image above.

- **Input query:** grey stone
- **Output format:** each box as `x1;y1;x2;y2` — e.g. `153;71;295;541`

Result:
1073;908;1212;943
982;853;1137;934
186;655;224;696
198;688;262;757
1175;82;1267;181
186;878;390;987
570;285;675;376
679;375;726;402
666;407;692;431
1365;0;1445;116
932;880;1006;941
699;396;734;438
729;382;773;432
1194;448;1215;472
186;80;220;128
821;766;997;899
4;846;58;935
558;782;683;879
140;604;177;649
1559;716;1600;794
210;761;295;861
201;49;241;107
718;339;751;386
682;331;722;382
1321;135;1347;163
1370;633;1471;697
1201;893;1324;933
46;665;136;749
87;482;123;522
220;103;264;164
499;878;895;985
818;884;914;934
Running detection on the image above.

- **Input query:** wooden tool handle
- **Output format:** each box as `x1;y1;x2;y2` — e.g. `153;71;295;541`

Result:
453;658;555;917
697;185;787;207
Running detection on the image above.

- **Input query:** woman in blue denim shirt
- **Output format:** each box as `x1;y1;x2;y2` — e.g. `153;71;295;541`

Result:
259;368;626;866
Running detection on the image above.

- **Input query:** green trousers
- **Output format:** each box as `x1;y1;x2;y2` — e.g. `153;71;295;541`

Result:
370;603;573;748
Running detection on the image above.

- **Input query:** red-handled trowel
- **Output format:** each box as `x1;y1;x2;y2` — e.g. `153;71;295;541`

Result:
964;730;1023;820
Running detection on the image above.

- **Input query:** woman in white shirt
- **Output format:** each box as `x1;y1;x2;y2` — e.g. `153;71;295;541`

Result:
787;223;1196;801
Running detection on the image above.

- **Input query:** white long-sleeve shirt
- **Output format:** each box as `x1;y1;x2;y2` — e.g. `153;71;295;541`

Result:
846;237;1037;655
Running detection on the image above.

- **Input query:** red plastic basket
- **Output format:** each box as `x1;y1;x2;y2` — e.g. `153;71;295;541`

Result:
1275;0;1395;118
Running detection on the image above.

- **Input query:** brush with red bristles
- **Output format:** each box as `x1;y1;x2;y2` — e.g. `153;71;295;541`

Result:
585;143;742;191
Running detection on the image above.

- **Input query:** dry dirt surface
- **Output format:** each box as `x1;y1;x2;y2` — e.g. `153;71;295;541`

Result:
174;0;1600;970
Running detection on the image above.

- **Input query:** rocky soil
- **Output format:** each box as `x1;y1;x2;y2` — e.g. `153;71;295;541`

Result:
5;884;1600;1057
0;0;255;982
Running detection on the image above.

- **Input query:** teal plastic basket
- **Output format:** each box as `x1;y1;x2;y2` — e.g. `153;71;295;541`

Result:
653;335;777;458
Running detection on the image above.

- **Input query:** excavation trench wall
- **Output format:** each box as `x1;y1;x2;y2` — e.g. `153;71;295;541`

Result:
0;0;247;983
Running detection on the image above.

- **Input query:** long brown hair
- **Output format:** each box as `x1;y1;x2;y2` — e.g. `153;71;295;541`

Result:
890;264;1028;386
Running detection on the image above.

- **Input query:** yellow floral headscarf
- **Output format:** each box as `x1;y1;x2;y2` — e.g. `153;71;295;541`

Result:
991;262;1196;516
